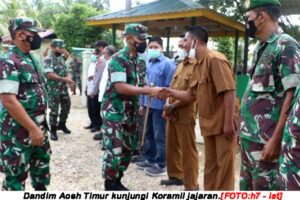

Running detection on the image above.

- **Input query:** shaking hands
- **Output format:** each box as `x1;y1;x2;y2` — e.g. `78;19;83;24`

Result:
149;87;172;100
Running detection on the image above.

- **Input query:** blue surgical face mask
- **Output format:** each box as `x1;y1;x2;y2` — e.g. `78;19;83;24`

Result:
148;49;161;59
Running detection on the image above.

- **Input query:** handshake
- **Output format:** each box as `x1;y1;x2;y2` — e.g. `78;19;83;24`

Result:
148;87;172;100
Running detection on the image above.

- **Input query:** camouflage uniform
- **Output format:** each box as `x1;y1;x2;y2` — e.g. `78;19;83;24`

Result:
0;45;51;190
70;58;82;93
238;28;300;190
101;45;147;180
44;52;70;127
280;84;300;190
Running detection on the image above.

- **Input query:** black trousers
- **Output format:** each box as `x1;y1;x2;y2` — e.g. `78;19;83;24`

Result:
87;96;94;126
92;95;102;128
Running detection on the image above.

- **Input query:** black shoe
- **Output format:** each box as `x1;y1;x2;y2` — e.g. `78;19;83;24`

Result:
72;91;76;95
104;179;116;191
57;123;71;134
160;178;184;186
34;183;46;191
101;146;105;151
84;124;94;129
116;172;129;191
93;133;103;140
91;126;100;133
50;126;58;141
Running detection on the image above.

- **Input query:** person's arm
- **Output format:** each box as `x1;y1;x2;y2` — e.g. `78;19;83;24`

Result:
62;48;69;60
157;88;195;103
114;82;160;96
1;94;44;146
43;44;51;57
46;72;73;84
223;90;237;141
262;89;295;162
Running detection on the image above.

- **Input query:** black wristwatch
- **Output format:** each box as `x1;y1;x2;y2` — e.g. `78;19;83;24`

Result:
169;104;175;111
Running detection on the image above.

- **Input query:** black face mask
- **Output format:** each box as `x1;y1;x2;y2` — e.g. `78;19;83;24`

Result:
55;52;62;57
24;34;42;50
134;41;147;53
246;20;257;38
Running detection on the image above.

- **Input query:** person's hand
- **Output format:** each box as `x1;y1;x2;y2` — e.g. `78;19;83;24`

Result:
139;106;144;115
29;127;45;147
163;104;172;115
162;110;177;122
46;43;52;50
157;87;172;100
90;94;95;99
223;122;236;141
261;137;281;162
88;76;93;81
62;77;74;84
85;89;88;96
149;87;162;98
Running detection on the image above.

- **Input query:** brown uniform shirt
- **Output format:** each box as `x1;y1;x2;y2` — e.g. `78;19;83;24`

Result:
169;58;197;125
188;49;240;136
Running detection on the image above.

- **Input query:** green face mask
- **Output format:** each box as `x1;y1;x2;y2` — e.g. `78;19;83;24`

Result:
148;49;161;59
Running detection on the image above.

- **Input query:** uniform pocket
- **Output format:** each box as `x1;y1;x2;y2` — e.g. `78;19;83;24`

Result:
250;66;275;92
197;78;213;118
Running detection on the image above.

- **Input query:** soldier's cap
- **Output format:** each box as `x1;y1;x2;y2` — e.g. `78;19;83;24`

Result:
124;23;150;40
8;17;44;33
245;0;281;11
52;39;65;48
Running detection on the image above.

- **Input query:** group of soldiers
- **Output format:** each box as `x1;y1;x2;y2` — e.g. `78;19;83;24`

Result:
1;0;300;192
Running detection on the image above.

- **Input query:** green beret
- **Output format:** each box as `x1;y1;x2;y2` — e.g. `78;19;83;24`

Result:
124;23;150;40
52;39;65;48
245;0;281;11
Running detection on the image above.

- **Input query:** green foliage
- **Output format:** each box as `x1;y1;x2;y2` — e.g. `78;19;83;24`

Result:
214;37;234;63
54;4;105;50
38;3;67;29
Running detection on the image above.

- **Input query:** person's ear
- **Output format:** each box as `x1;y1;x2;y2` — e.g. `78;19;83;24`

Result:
15;31;24;41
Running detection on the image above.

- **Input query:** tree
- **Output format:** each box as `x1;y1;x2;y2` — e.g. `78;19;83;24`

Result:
54;3;106;49
38;2;67;29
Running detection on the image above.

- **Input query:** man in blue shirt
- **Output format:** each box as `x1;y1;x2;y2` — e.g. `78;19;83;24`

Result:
136;36;176;176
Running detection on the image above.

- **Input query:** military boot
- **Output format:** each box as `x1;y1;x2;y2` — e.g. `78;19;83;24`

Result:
116;172;129;191
72;85;76;95
50;126;58;141
34;183;47;191
104;179;117;191
57;123;71;134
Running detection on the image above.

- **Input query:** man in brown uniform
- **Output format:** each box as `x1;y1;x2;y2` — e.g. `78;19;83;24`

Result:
157;26;239;190
160;57;198;190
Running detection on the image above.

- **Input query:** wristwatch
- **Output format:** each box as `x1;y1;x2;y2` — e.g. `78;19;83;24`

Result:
169;104;175;111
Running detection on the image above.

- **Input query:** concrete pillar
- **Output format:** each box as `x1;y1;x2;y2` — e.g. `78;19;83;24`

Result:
81;50;92;107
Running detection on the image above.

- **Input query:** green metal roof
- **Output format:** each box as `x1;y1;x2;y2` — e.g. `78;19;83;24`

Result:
280;0;300;15
88;0;206;21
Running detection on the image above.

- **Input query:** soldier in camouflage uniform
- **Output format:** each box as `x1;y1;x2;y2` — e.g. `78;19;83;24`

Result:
238;0;300;190
0;17;51;191
101;24;160;191
44;39;74;141
69;54;82;95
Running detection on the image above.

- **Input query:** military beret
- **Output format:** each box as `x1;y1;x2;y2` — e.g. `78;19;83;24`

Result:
52;39;65;48
8;17;44;33
124;23;150;40
245;0;281;11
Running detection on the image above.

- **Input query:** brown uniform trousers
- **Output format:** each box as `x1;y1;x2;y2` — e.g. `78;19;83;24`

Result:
167;58;198;190
188;49;239;190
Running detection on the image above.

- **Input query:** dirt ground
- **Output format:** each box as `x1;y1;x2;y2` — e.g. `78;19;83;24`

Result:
0;94;240;191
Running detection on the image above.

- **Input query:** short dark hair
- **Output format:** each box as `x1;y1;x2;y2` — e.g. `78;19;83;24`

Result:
254;5;281;22
104;45;117;56
179;32;186;38
148;36;163;47
94;40;108;48
187;26;209;44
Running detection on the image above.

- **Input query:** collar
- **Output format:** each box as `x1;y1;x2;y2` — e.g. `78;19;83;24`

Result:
149;53;164;63
183;57;197;66
196;48;210;65
265;27;283;44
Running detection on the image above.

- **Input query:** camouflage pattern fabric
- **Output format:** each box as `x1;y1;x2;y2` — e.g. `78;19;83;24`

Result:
239;28;300;144
0;46;51;190
48;93;71;127
44;53;71;126
240;138;280;190
101;46;146;180
70;59;82;91
279;86;300;190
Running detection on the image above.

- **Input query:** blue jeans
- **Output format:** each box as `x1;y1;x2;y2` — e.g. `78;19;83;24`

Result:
144;108;166;168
